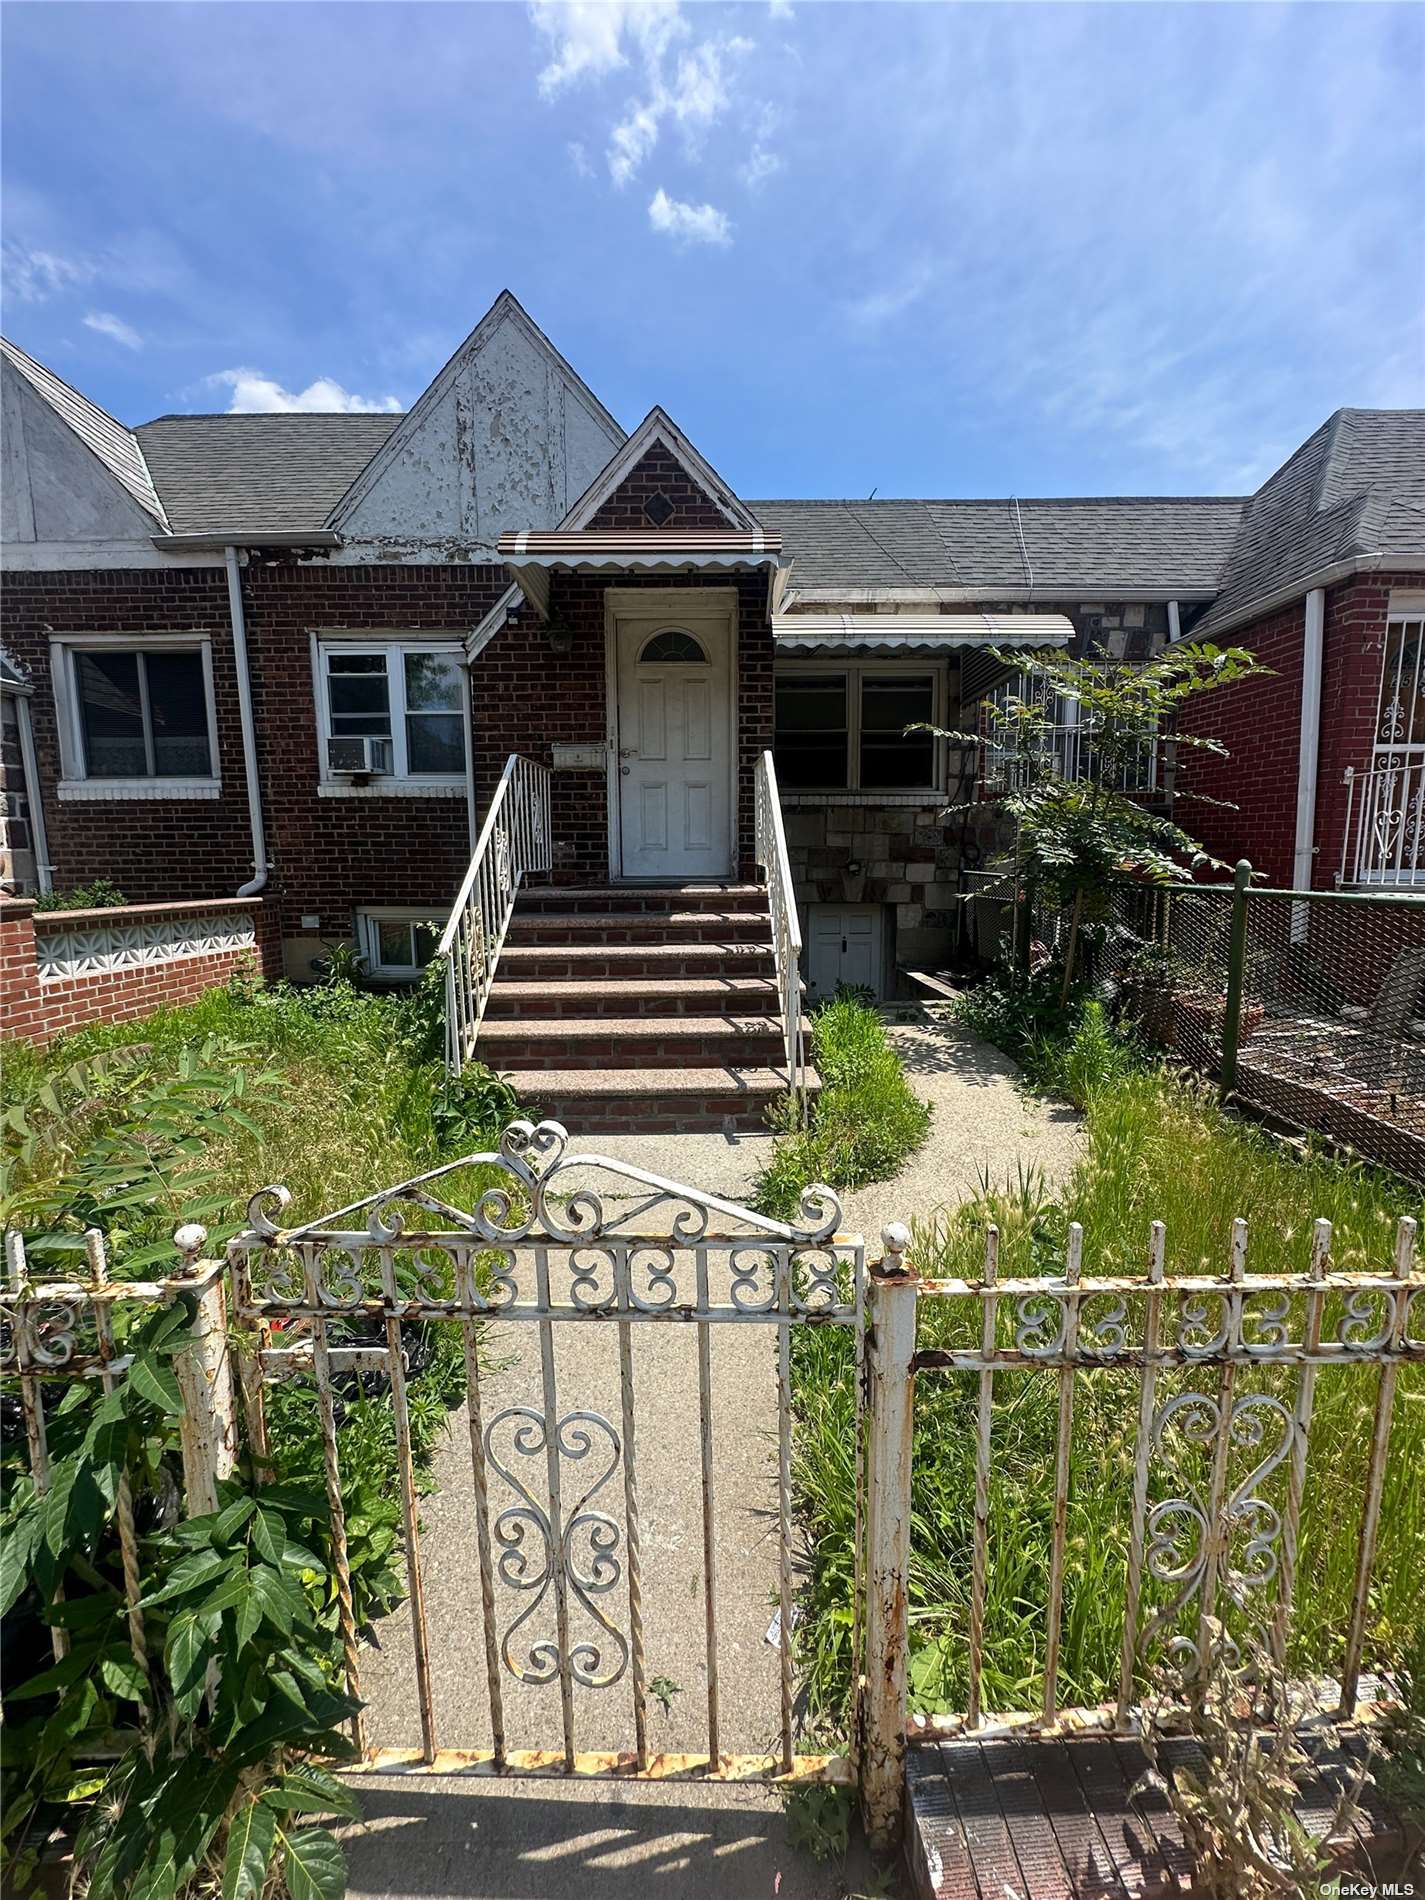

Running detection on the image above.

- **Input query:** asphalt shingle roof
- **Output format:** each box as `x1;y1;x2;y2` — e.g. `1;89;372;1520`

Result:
135;412;403;536
1194;408;1425;637
748;497;1246;596
1;337;168;526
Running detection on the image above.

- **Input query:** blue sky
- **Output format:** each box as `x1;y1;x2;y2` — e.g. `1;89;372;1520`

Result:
3;1;1421;499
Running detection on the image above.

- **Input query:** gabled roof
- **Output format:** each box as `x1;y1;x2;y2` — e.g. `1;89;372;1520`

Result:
137;413;401;536
1194;408;1425;638
751;497;1246;599
1;335;168;528
560;406;759;531
326;290;624;532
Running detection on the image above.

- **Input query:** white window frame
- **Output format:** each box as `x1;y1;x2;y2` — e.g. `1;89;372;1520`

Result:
773;659;948;796
49;633;221;802
355;907;445;980
312;632;471;798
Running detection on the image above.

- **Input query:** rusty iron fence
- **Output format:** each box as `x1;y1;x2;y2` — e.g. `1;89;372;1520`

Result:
1021;867;1425;1183
860;1210;1424;1839
5;1120;1421;1853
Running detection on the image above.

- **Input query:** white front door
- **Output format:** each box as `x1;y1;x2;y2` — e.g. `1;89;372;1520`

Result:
615;611;733;878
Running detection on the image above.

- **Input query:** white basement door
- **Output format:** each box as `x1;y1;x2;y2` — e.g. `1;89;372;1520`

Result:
807;904;884;1001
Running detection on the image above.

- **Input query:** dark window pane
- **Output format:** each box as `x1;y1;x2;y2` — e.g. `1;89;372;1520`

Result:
145;652;211;776
328;653;391;734
775;735;849;790
407;712;464;774
404;652;462;711
411;922;438;968
78;651;146;777
377;920;417;968
860;733;936;789
775;676;847;733
861;675;934;732
639;629;707;664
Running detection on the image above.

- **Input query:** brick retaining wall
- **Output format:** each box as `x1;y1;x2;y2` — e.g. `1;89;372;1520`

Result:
1;895;281;1043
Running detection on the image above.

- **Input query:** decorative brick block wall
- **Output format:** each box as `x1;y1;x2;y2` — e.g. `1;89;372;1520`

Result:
1;895;280;1044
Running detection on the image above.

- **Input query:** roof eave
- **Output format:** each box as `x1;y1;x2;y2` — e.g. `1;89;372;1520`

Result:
1195;550;1425;641
150;531;342;552
781;583;1223;608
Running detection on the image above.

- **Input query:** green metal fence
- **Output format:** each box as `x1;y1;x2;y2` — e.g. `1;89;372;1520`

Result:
1022;867;1425;1184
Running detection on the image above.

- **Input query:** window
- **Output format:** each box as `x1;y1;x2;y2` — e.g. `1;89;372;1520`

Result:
774;666;940;792
317;640;467;785
51;638;219;797
356;909;443;980
639;628;708;664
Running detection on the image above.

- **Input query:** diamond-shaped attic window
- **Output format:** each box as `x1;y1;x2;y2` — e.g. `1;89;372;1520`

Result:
643;492;675;528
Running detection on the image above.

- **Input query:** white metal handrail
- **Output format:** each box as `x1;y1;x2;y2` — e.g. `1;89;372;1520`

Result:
1340;758;1425;887
439;753;552;1073
755;749;806;1108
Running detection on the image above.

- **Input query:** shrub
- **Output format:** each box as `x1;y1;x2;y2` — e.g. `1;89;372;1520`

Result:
32;878;127;913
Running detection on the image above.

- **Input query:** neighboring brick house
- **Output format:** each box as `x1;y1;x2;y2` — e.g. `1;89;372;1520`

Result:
2;289;1422;1044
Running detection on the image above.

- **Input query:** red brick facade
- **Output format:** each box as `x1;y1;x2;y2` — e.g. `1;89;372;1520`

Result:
1;894;281;1043
585;445;735;531
1178;569;1425;887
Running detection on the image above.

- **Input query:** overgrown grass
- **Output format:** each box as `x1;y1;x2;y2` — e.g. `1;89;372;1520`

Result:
756;995;931;1217
792;1062;1424;1725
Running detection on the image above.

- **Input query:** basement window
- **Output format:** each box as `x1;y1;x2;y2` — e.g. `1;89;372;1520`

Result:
50;635;220;799
356;908;444;980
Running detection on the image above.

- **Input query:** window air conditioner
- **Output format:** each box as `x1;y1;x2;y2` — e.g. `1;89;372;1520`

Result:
327;735;393;776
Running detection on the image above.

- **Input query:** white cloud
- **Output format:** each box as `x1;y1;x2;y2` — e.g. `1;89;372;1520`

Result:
740;103;781;189
83;311;142;350
768;0;793;16
530;2;758;189
530;0;684;95
208;368;402;414
567;139;593;177
843;263;935;330
1;240;93;303
648;188;731;247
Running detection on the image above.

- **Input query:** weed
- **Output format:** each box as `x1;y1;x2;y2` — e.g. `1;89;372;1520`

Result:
781;1782;852;1864
756;997;930;1217
648;1675;682;1718
32;877;127;912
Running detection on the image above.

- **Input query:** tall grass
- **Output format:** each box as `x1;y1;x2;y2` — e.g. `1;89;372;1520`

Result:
756;995;931;1217
792;1065;1424;1722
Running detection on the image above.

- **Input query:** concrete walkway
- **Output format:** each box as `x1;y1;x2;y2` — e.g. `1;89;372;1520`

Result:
342;1008;1079;1900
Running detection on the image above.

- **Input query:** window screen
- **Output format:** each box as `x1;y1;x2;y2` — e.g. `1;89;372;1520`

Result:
860;675;935;789
774;675;849;788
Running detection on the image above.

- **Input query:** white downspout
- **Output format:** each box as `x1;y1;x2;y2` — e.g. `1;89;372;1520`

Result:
224;546;269;898
1166;599;1182;644
1291;586;1326;941
14;692;52;895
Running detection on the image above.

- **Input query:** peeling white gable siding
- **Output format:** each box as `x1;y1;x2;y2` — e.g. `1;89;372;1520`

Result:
333;305;623;563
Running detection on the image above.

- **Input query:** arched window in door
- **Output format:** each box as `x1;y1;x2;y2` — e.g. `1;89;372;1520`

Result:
638;628;708;664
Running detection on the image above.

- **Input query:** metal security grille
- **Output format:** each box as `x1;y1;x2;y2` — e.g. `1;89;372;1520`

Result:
228;1119;865;1781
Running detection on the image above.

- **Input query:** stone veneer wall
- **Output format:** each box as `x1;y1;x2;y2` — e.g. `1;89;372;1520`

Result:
781;797;963;966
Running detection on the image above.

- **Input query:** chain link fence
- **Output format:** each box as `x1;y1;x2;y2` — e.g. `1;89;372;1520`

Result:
1017;874;1425;1183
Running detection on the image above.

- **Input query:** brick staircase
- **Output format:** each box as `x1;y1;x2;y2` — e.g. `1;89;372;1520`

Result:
478;883;812;1134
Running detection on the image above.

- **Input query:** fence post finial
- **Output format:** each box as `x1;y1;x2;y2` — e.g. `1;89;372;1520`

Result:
172;1222;208;1276
880;1222;912;1274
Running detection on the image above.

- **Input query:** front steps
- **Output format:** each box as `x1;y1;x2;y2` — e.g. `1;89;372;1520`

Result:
483;884;812;1134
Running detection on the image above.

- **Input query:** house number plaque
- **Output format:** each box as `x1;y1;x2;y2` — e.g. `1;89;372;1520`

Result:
551;743;607;770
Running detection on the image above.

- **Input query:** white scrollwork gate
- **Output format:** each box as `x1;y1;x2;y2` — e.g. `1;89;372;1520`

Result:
228;1119;865;1782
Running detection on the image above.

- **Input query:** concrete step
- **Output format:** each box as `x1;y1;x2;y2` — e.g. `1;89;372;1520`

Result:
517;883;767;916
503;1065;813;1135
504;909;769;947
496;941;777;980
484;976;783;1019
478;1014;787;1069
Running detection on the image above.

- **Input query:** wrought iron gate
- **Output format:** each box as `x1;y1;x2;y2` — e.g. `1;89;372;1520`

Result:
228;1118;866;1782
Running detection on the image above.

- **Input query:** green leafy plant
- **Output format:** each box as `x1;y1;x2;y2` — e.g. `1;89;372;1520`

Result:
1;1305;361;1898
781;1782;852;1864
648;1674;682;1718
0;1039;281;1267
935;642;1267;997
32;878;128;913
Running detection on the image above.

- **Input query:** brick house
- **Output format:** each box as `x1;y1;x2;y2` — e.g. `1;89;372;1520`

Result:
2;291;1421;1122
